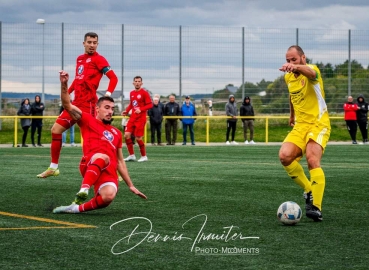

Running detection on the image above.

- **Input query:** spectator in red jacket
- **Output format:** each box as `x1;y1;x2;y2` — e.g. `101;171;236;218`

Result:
343;96;359;144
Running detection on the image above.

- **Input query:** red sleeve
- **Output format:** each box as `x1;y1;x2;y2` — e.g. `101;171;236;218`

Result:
140;91;153;112
125;103;132;114
95;55;110;71
68;79;76;94
106;70;118;94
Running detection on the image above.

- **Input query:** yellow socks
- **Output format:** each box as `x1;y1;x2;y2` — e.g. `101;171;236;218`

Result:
283;160;311;193
310;168;325;211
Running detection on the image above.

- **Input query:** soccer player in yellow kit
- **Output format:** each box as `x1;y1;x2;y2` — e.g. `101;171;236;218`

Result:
279;45;330;222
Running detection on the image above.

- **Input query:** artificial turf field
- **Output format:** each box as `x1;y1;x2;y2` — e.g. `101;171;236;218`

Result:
0;144;368;270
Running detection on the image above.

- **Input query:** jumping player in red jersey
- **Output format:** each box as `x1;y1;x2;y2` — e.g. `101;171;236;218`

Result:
37;32;118;178
123;76;153;162
53;71;146;214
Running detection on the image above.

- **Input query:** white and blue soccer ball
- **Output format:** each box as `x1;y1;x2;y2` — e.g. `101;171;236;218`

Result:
277;201;302;225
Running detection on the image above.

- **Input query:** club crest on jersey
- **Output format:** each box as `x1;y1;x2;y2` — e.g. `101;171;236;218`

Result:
137;94;142;99
103;130;114;142
78;65;84;75
133;100;138;107
301;79;305;87
86;58;91;63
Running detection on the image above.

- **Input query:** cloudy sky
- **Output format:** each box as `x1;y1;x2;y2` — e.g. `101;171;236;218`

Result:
1;0;369;97
1;0;369;29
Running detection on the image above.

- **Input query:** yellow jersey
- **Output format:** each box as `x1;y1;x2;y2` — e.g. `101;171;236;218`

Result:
284;64;330;126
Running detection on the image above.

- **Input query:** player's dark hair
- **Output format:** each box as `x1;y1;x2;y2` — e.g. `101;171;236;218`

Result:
133;76;142;81
288;45;305;56
97;96;114;106
84;32;98;41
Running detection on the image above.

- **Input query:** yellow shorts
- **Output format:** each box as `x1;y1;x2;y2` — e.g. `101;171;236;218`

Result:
283;122;331;154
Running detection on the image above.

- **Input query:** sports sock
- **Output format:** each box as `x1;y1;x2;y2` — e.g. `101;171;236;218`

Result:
50;133;63;164
125;138;134;155
78;194;111;212
310;168;325;211
283;160;311;193
80;158;107;189
137;140;146;157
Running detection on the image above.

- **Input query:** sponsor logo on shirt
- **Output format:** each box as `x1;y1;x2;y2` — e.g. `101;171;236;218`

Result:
103;130;114;142
133;100;138;107
78;65;84;75
111;128;118;135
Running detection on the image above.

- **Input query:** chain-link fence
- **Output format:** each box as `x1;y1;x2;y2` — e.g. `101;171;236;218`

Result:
1;23;369;119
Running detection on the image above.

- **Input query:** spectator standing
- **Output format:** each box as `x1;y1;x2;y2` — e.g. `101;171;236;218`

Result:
225;94;238;145
17;98;32;147
240;96;256;144
164;95;180;145
181;96;197;145
356;94;368;144
31;95;45;147
60;105;76;147
148;95;164;145
344;96;359;144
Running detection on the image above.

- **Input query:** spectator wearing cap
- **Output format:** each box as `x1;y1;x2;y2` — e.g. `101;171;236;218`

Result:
164;95;180;145
148;95;164;145
225;94;238;145
240;96;256;144
181;96;197;145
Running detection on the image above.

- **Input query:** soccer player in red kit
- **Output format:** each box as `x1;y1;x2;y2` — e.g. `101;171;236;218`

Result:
53;71;146;214
37;32;118;178
123;76;153;162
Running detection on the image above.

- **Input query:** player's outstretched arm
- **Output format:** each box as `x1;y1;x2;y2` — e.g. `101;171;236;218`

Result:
59;70;82;121
117;148;147;199
279;63;316;80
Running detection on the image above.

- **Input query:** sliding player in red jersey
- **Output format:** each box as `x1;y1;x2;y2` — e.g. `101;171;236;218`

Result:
37;32;118;178
53;71;146;214
123;76;153;162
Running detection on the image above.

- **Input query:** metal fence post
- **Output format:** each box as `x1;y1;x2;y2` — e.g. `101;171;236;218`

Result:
348;29;351;96
121;24;124;111
242;27;245;100
179;25;182;98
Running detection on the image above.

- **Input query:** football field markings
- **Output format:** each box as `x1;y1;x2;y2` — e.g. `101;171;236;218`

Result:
0;211;96;231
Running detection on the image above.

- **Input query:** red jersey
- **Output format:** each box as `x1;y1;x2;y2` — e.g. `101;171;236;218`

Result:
78;112;122;169
344;103;358;120
125;89;153;121
71;52;110;107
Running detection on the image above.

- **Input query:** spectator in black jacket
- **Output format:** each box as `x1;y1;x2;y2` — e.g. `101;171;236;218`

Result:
356;94;368;144
17;98;32;147
30;95;45;147
240;96;256;144
148;95;164;145
164;95;180;145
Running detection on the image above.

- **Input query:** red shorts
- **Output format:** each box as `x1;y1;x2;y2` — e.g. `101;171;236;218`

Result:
56;103;96;129
79;154;119;195
125;119;146;137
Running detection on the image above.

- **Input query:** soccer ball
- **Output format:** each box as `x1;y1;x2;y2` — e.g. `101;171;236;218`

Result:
277;201;302;225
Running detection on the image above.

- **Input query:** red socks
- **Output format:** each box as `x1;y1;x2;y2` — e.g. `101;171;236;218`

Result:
80;158;107;189
51;133;63;164
78;194;111;212
138;140;146;156
125;138;134;155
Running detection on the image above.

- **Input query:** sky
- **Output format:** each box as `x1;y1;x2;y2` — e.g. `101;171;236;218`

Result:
1;0;369;97
1;0;369;29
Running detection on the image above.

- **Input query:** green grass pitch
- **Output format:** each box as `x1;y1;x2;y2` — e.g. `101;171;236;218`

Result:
0;145;368;269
